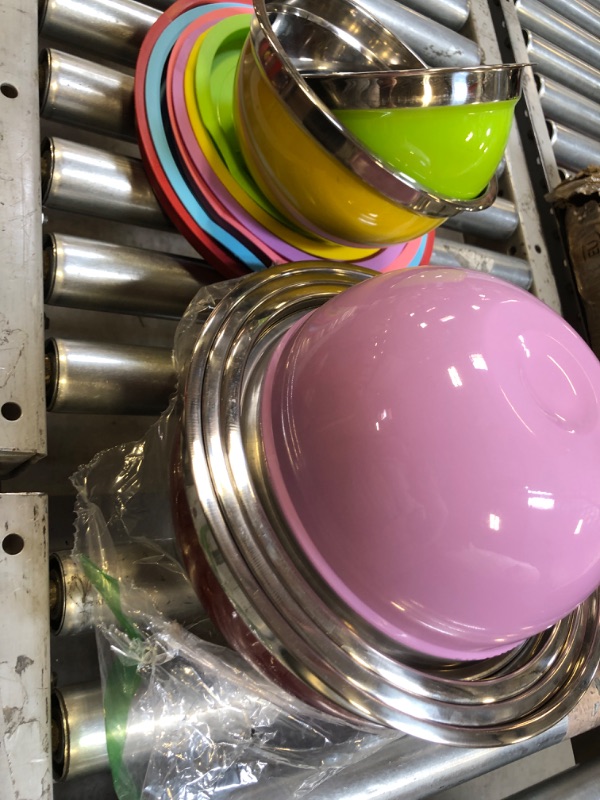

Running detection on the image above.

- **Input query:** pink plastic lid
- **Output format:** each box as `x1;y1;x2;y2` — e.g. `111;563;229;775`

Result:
260;267;600;660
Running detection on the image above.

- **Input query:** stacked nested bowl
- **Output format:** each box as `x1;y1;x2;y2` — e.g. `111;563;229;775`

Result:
233;0;526;247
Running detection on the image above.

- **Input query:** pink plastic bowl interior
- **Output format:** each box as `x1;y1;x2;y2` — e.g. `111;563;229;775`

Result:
260;266;600;661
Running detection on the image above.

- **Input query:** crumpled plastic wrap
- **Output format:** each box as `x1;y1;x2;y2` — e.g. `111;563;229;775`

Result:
72;278;398;800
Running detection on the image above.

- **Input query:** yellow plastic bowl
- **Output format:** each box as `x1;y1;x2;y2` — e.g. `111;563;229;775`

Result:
233;38;445;247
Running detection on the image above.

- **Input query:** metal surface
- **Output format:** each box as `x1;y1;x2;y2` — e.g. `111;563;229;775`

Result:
53;680;253;782
430;237;532;288
41;137;171;229
516;0;600;72
442;197;519;240
44;233;216;319
38;0;160;67
547;121;600;173
272;0;426;74
49;543;211;636
0;0;46;475
250;0;496;217
536;75;600;142
302;721;568;800
355;0;482;66
306;63;525;110
52;684;107;781
391;0;470;32
180;264;600;744
539;0;600;40
0;493;52;800
39;49;136;141
504;758;600;799
45;338;176;415
524;31;600;106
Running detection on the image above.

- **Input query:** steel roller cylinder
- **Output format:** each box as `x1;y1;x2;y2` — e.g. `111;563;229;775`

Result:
39;49;135;141
52;684;106;781
390;0;470;31
547;121;600;173
536;75;600;142
524;32;600;106
430;238;532;289
44;233;216;319
540;0;600;40
49;544;212;636
516;0;600;72
52;681;252;781
355;0;481;66
442;197;519;240
45;338;176;415
41;137;170;229
38;0;159;67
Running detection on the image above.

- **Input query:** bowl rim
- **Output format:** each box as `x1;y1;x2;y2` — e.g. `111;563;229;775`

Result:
305;62;528;110
248;0;501;215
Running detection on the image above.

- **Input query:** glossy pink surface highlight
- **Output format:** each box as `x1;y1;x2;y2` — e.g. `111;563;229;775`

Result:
260;267;600;660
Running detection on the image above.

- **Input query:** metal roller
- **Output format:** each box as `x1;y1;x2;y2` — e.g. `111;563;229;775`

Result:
41;137;171;230
389;0;470;32
355;0;481;66
442;197;519;240
52;681;252;782
532;0;600;42
547;121;600;173
536;75;600;143
39;49;135;141
49;544;213;636
45;338;176;415
516;0;600;72
524;32;600;106
430;238;532;289
38;0;159;67
44;233;217;319
51;684;107;781
504;758;600;800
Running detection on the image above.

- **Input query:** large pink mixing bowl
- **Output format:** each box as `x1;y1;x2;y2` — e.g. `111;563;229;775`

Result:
260;266;600;660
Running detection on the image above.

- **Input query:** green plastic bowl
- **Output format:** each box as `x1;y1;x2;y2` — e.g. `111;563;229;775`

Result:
334;100;517;200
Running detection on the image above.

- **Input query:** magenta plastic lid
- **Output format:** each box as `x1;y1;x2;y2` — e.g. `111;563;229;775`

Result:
260;267;600;660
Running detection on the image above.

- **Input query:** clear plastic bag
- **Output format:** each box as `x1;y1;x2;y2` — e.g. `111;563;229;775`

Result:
72;280;398;800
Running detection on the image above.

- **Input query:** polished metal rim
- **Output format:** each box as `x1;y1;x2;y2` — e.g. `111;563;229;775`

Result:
247;0;498;216
181;263;600;744
305;63;527;110
268;0;425;74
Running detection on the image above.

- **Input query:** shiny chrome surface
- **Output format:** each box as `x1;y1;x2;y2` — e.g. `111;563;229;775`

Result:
524;31;600;106
44;233;216;319
396;0;470;32
547;120;600;173
45;338;176;415
50;544;211;637
443;196;519;240
52;683;106;781
39;49;135;141
516;0;600;72
430;237;532;289
354;0;481;66
41;137;171;229
38;0;159;67
181;263;600;743
53;680;252;781
539;0;600;41
270;0;425;75
306;63;525;110
536;75;600;142
251;0;497;217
